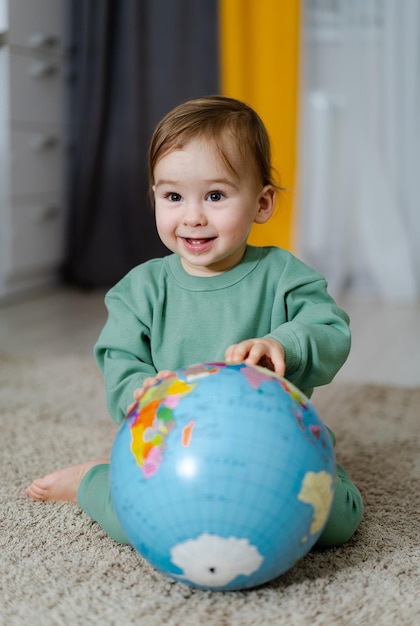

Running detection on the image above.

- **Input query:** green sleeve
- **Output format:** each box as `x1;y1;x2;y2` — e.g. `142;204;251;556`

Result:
267;271;351;396
94;293;157;424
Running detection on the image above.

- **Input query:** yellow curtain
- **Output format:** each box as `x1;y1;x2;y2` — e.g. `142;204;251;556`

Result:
219;0;300;250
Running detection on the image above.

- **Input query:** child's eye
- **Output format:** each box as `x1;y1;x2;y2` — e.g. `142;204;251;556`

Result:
165;192;182;202
207;191;224;202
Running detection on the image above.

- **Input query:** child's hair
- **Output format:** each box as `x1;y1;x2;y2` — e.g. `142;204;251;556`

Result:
148;95;281;201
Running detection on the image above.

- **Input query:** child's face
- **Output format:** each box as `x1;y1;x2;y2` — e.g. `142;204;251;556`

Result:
153;137;275;276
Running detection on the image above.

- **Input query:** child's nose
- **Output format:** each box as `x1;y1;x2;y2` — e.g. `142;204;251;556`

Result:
182;203;208;226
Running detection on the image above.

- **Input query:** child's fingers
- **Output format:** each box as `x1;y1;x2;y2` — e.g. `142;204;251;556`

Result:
263;351;286;376
134;370;174;399
225;340;253;363
133;388;145;401
155;370;173;381
225;339;286;376
246;344;285;376
244;342;267;364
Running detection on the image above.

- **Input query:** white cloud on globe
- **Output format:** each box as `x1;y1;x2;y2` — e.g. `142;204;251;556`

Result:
170;533;264;587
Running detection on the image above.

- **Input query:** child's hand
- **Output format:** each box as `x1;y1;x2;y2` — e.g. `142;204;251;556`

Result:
127;370;173;412
225;338;286;376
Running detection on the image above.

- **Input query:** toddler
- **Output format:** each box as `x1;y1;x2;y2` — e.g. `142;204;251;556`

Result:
26;96;363;549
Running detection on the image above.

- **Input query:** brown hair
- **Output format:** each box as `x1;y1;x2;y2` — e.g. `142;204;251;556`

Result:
148;95;281;200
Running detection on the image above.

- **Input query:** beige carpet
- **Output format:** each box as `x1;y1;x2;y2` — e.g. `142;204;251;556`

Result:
1;353;419;626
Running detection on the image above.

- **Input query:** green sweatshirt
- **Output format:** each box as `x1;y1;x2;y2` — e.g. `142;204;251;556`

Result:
94;245;351;424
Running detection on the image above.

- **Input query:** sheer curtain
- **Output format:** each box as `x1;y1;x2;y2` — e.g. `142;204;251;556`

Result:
297;0;420;301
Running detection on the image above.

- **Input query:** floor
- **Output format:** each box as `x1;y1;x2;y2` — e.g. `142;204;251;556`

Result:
1;287;419;388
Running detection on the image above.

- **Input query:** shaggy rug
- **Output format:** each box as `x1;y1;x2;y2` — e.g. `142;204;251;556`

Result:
0;354;419;626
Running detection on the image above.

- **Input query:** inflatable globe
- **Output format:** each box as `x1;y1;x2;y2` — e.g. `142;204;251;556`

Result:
110;362;336;591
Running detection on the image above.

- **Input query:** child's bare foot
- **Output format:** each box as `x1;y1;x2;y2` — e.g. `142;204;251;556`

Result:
25;459;109;503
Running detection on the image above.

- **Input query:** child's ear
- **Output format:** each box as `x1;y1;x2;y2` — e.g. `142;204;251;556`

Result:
254;185;276;224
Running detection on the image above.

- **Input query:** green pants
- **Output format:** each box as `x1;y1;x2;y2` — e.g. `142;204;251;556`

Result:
78;462;363;549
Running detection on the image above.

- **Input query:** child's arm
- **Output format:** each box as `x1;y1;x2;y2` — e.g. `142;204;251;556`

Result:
94;293;159;424
229;259;350;396
266;275;351;394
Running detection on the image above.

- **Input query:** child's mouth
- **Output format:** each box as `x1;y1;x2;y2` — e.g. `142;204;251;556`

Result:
182;237;216;252
186;238;212;245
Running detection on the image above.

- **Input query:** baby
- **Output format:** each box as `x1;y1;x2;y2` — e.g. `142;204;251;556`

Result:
26;95;363;548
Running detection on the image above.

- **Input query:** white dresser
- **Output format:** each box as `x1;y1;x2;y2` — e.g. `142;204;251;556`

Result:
0;0;65;301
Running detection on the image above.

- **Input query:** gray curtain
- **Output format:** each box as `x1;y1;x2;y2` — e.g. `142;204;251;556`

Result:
63;0;219;287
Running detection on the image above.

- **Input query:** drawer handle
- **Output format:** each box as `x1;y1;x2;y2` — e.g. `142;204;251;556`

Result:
30;134;59;152
29;61;59;79
28;32;59;50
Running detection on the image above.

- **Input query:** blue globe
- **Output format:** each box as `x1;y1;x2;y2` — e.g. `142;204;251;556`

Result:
110;362;336;591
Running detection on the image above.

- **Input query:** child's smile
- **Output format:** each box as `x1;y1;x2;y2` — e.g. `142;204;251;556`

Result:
181;237;217;254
